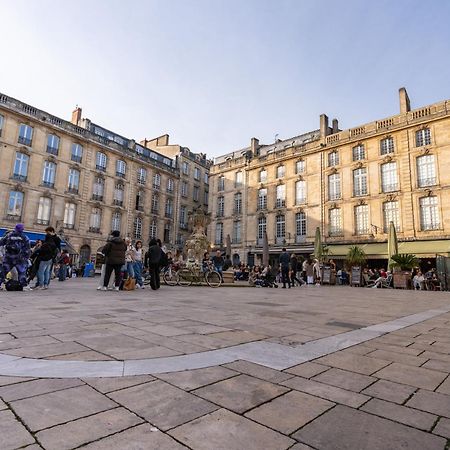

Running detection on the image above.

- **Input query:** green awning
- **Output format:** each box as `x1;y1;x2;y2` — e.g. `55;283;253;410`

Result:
326;240;450;259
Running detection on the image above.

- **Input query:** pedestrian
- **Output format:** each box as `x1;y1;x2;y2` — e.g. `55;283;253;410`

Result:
133;240;145;289
290;253;305;286
313;259;321;285
279;247;291;288
145;238;161;290
28;240;42;287
35;236;58;290
212;250;224;279
124;237;135;280
44;227;61;286
57;249;70;281
0;224;32;290
101;230;127;291
305;257;315;285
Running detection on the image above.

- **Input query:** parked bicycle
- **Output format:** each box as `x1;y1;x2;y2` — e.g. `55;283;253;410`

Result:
178;262;222;288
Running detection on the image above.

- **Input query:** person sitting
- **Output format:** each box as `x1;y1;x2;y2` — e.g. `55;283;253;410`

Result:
413;271;425;290
372;271;392;288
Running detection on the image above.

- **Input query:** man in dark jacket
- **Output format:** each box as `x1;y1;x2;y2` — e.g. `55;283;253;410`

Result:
279;248;291;289
290;253;304;287
145;238;161;290
0;223;31;289
101;231;126;291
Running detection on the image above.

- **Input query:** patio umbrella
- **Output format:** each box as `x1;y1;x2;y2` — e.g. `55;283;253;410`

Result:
226;234;232;258
388;221;398;269
314;226;323;261
262;231;269;267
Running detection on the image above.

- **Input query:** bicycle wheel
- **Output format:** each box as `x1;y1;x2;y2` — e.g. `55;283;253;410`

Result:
178;268;193;287
163;270;179;286
206;270;222;288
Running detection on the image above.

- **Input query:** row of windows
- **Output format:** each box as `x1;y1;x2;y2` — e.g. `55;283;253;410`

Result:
213;196;440;244
180;180;208;204
216;154;437;215
5;191;174;241
216;129;434;190
181;161;209;183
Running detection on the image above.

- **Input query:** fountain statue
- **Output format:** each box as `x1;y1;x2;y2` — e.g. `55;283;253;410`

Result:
184;206;211;266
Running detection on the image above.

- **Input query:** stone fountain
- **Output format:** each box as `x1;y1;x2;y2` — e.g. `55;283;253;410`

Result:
184;206;211;266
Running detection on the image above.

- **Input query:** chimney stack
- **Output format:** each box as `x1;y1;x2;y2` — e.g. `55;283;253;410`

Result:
71;106;82;126
332;118;339;134
251;137;260;156
320;114;329;138
399;87;411;114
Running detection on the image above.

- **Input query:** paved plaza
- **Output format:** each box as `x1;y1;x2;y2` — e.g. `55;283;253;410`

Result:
0;279;449;449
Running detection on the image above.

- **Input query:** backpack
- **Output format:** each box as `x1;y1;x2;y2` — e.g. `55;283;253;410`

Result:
5;234;23;255
5;279;23;291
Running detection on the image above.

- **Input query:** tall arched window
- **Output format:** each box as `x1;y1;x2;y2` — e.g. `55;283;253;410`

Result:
134;216;143;240
275;214;285;244
257;216;266;246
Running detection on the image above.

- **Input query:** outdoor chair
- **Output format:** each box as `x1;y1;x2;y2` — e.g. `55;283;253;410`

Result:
363;273;375;287
379;274;393;289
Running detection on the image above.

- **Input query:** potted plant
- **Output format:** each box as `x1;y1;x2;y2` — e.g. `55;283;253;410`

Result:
390;253;419;289
345;245;367;286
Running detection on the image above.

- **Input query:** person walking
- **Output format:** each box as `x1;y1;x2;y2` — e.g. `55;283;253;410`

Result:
0;224;31;290
145;238;161;290
133;240;145;289
279;248;291;288
290;254;304;286
101;230;127;291
28;240;42;287
313;259;321;285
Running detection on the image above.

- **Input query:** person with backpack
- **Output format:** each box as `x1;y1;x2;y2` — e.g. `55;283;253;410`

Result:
0;224;31;290
101;230;127;291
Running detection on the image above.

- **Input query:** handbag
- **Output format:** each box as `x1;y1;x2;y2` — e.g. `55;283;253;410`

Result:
123;277;136;291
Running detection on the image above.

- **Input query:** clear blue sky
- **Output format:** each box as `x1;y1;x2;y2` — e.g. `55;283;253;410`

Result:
1;0;450;156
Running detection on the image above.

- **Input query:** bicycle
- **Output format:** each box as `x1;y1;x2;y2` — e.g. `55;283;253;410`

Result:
177;263;222;288
143;264;179;287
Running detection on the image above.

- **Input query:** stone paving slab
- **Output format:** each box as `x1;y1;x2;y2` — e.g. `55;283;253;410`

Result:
193;374;289;413
35;407;143;450
9;385;117;431
107;380;218;431
0;409;36;449
245;390;334;434
293;405;446;450
169;408;295;450
81;423;189;449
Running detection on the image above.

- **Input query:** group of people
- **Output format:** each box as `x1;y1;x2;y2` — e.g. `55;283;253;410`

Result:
98;231;169;291
0;224;68;291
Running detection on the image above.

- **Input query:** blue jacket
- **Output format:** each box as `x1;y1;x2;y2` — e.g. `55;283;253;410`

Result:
0;231;31;260
279;251;290;269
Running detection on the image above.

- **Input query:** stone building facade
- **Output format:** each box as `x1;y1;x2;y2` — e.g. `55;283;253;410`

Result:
208;88;450;266
0;93;210;264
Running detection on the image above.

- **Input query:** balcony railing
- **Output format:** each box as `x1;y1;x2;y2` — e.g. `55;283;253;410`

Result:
67;187;79;195
113;199;123;207
46;146;59;155
89;226;101;233
92;194;103;201
382;183;398;193
64;223;74;229
18;136;32;146
165;212;173;219
418;177;437;187
116;171;126;178
36;219;50;225
12;174;27;182
42;181;55;188
96;165;106;172
295;235;306;243
71;155;82;163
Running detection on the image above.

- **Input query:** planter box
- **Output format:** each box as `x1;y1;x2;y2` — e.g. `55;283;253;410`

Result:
394;271;411;289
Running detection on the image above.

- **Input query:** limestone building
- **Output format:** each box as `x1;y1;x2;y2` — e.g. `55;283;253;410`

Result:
0;92;209;265
209;88;450;266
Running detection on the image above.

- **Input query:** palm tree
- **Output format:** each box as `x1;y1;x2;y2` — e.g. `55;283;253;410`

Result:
345;245;366;269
